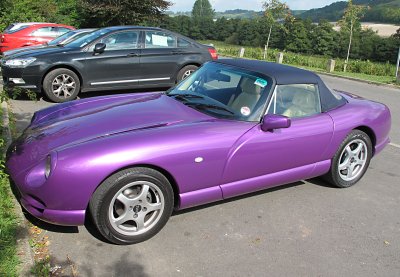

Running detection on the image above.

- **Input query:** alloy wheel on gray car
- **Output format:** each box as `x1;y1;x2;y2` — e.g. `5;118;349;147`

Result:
52;74;77;99
43;68;81;103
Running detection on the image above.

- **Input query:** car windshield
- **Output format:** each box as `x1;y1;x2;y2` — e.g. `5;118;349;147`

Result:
48;31;75;46
65;29;109;48
167;62;274;122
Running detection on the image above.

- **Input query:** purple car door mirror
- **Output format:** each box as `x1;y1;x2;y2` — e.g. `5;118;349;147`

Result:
261;114;291;132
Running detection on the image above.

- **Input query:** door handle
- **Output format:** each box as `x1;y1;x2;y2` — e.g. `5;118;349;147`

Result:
127;53;140;57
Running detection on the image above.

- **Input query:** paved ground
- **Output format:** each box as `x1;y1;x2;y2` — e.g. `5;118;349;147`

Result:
5;76;400;276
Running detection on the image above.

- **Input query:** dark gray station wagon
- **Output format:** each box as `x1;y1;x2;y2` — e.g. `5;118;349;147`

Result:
1;26;218;102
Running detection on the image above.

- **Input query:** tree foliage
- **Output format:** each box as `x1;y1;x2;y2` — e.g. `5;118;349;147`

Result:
79;0;172;27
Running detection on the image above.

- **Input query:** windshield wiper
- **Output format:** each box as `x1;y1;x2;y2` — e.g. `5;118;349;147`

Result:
185;102;234;115
169;93;204;100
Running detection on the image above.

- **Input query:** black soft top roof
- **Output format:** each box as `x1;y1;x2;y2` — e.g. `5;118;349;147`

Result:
216;59;346;112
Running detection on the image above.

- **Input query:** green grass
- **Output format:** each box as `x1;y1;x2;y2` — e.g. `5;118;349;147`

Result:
202;40;399;86
0;102;20;276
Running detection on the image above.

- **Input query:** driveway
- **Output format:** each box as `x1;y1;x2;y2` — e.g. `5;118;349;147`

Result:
6;76;400;276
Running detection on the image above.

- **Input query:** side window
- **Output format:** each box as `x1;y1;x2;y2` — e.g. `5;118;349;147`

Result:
97;31;139;51
177;38;191;48
30;27;53;37
145;31;176;48
267;84;321;118
55;27;71;36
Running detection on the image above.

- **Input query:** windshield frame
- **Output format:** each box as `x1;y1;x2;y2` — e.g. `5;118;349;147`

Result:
168;62;276;122
64;29;110;49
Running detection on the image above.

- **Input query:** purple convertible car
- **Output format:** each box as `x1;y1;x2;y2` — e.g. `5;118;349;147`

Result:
6;59;391;244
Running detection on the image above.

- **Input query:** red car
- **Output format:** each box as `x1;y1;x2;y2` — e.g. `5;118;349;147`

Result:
0;23;75;54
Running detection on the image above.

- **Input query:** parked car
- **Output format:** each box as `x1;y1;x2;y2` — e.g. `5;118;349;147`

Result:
0;26;218;102
0;23;75;53
2;29;96;58
6;59;391;244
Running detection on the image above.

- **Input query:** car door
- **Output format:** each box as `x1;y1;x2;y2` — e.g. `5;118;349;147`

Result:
221;84;334;198
139;30;182;86
83;30;142;90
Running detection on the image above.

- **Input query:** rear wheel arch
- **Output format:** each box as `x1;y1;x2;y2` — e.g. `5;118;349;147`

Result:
175;63;201;82
354;126;376;155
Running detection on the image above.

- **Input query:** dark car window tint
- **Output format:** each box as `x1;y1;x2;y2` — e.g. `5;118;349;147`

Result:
177;38;191;48
267;84;321;118
98;31;139;51
145;31;176;48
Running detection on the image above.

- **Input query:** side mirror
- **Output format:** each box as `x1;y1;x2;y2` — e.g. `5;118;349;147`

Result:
94;43;106;54
261;114;291;132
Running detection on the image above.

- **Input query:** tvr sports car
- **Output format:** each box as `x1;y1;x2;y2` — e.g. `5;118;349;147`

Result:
6;59;391;244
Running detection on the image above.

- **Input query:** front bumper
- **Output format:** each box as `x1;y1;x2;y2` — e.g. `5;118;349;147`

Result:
9;177;86;226
1;65;42;92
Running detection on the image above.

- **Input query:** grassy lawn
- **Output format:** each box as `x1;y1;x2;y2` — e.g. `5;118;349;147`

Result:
0;104;20;276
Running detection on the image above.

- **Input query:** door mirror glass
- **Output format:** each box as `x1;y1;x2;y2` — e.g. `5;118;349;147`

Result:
261;114;291;132
94;43;106;54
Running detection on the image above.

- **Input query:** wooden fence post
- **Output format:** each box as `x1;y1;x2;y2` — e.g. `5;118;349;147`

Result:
239;47;245;58
327;59;336;73
276;52;284;64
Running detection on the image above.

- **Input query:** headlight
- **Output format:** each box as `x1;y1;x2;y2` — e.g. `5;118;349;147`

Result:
4;57;36;68
45;155;52;179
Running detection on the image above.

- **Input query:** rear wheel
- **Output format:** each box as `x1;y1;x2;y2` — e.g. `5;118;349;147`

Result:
325;130;372;188
89;167;174;244
177;65;198;82
43;68;80;103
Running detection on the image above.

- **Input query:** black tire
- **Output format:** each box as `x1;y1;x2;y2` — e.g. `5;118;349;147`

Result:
324;130;372;188
43;68;80;103
176;65;198;82
89;167;174;245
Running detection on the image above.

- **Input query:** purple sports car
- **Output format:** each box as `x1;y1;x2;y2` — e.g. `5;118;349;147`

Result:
6;59;391;244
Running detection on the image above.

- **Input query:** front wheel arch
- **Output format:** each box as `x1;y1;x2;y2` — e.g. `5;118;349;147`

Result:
85;164;181;219
41;65;84;92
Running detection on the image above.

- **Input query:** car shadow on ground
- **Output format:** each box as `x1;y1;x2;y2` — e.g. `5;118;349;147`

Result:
11;177;336;242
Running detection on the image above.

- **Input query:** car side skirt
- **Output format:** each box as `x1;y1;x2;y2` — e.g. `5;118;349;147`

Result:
178;160;331;210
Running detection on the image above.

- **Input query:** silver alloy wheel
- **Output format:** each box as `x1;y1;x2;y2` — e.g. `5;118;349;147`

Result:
108;181;165;236
52;74;76;99
182;70;194;80
338;139;368;181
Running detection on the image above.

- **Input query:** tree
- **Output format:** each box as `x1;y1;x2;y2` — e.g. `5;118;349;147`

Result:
284;18;311;54
339;0;367;71
192;0;214;21
314;20;336;56
262;0;290;60
191;0;214;40
79;0;172;27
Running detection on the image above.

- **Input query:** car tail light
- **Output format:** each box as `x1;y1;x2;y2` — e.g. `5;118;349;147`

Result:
0;34;5;43
208;48;218;60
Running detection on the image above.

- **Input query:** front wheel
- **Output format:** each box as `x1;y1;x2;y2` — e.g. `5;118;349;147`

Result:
325;130;372;188
89;167;174;244
43;68;80;103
